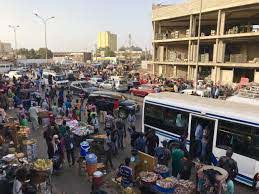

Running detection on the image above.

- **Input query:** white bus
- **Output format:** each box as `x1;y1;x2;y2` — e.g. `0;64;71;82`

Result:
143;92;259;186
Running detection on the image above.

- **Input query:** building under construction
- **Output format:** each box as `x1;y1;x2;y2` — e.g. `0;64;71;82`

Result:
152;0;259;84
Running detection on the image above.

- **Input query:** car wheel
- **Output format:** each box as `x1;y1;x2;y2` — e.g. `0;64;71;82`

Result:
118;109;128;119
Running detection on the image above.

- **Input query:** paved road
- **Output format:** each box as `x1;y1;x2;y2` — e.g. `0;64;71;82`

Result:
24;90;254;194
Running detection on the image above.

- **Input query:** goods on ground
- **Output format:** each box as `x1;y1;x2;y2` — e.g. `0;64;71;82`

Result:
33;159;53;171
139;171;158;183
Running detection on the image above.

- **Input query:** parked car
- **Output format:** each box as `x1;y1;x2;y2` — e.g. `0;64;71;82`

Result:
129;84;159;97
67;73;77;82
88;77;104;87
69;81;98;98
127;80;141;90
42;71;69;88
99;77;128;92
88;91;140;119
5;70;23;79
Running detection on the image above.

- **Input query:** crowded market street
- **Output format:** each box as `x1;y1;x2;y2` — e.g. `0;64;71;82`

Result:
3;88;252;194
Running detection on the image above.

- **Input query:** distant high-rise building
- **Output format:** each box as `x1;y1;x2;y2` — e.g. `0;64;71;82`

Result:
97;31;117;51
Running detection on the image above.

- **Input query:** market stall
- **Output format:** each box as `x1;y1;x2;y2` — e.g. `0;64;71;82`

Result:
0;112;53;194
67;119;94;144
113;151;196;194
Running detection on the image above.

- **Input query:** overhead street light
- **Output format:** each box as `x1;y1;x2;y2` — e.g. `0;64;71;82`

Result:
8;25;20;60
34;12;55;64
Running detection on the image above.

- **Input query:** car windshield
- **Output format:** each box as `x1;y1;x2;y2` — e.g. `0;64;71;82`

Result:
54;75;66;81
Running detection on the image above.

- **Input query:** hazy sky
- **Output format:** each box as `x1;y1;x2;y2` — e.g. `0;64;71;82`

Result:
1;0;184;52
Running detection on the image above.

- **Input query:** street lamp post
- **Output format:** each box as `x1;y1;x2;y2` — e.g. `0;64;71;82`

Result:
194;0;203;91
34;13;55;65
8;25;19;60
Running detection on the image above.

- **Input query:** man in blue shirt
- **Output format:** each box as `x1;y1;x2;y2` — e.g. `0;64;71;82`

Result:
64;99;71;117
134;133;145;152
117;157;133;188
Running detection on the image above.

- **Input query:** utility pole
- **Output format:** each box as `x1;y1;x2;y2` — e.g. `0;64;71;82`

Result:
8;25;19;61
34;12;55;65
194;0;203;91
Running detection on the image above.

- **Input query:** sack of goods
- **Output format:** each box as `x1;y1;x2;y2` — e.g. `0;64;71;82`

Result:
33;159;53;171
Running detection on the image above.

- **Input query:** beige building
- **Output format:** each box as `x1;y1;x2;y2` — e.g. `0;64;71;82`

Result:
98;31;117;52
0;41;13;60
152;0;259;84
53;52;92;63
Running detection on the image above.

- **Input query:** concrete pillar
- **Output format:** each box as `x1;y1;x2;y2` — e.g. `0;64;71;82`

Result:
217;41;226;63
188;66;195;80
187;65;190;80
211;66;216;83
216;10;221;36
191;16;197;37
173;65;177;78
189;15;193;37
188;41;192;62
215;66;221;84
213;10;222;63
254;69;259;83
165;46;168;61
220;11;226;35
159;46;164;62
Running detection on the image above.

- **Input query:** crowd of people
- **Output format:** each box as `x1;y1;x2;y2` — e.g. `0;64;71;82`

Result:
0;63;257;194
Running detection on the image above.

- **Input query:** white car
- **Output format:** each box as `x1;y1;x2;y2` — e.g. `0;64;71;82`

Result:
5;70;23;79
88;77;104;87
99;80;113;90
180;89;205;97
100;79;128;92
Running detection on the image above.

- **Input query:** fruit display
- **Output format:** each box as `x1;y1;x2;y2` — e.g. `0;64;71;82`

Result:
156;177;178;189
139;171;159;183
154;165;169;174
174;180;196;194
33;159;53;171
71;122;94;136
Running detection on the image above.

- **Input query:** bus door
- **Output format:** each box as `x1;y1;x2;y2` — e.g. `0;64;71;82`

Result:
189;114;217;163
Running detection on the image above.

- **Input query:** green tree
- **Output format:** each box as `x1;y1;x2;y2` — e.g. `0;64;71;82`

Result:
104;47;115;57
17;48;29;58
37;48;53;59
28;49;38;59
17;48;53;59
96;47;115;57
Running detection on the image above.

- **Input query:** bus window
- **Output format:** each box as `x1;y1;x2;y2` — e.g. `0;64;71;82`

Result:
216;120;259;160
144;103;189;136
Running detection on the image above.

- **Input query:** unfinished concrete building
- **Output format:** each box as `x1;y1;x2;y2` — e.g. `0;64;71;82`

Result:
152;0;259;84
